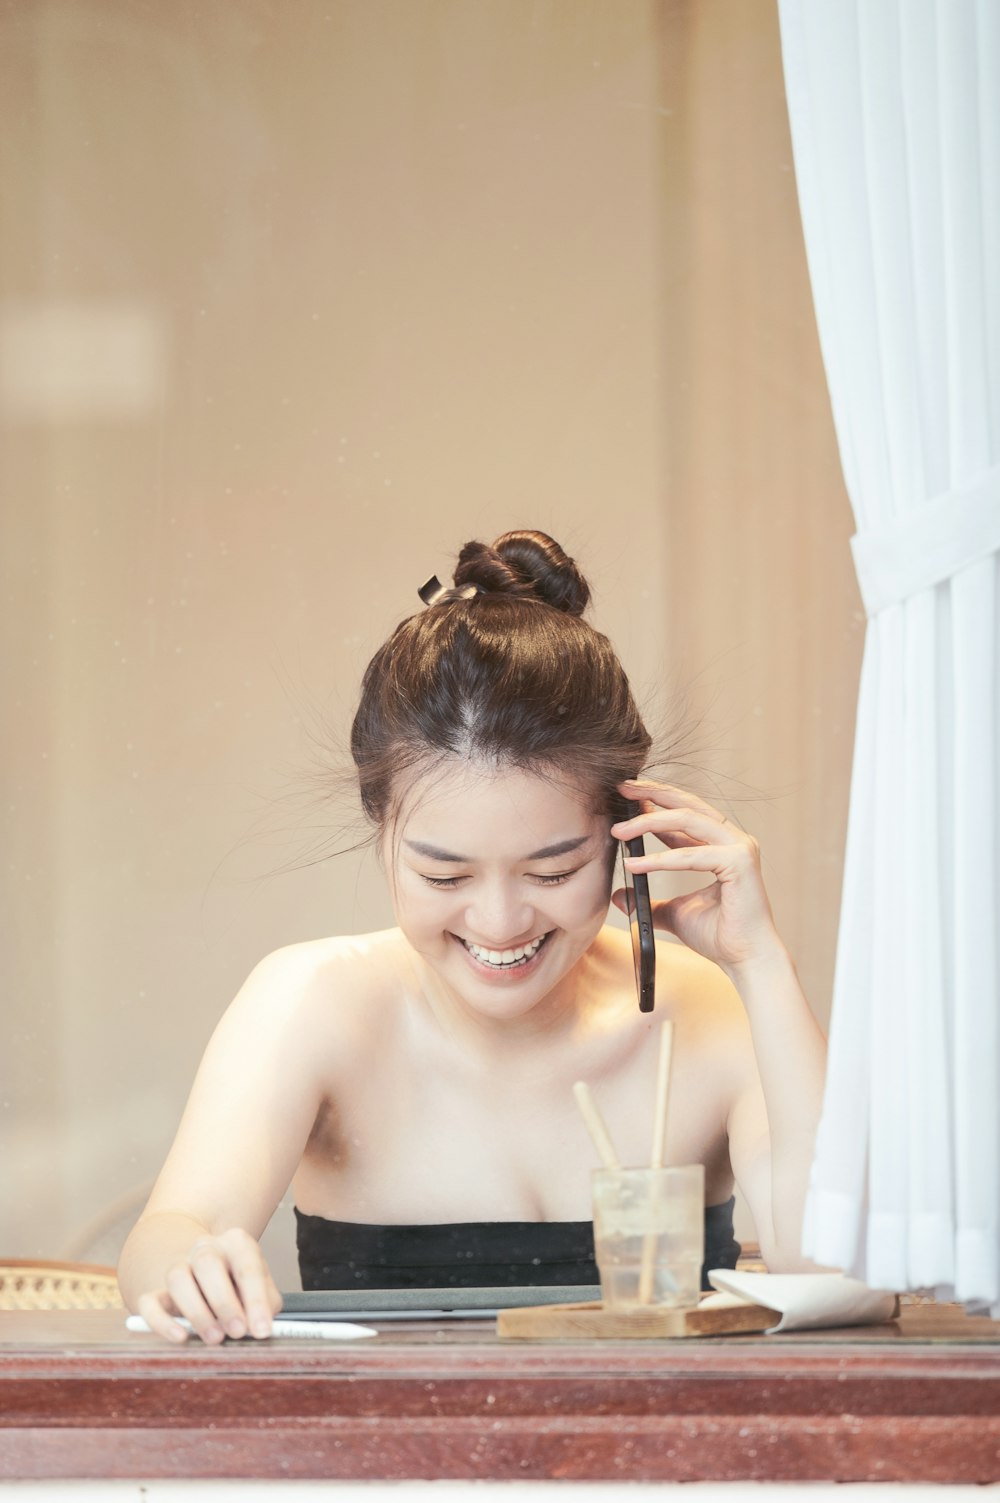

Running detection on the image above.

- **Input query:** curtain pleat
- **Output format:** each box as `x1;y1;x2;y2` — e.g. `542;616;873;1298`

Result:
779;0;1000;1311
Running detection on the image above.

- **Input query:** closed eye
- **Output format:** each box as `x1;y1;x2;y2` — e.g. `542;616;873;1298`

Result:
419;869;580;890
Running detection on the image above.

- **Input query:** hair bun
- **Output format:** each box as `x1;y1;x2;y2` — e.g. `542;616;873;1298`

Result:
453;530;591;616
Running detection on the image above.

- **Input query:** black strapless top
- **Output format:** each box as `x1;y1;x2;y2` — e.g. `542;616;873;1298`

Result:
295;1198;741;1293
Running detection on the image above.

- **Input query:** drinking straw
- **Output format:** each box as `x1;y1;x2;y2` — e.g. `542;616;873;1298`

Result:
572;1080;621;1170
649;1019;674;1170
638;1020;674;1303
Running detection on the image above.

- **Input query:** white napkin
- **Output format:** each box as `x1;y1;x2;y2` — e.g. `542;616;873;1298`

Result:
704;1270;898;1333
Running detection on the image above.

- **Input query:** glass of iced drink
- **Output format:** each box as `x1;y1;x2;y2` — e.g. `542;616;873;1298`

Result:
591;1164;705;1310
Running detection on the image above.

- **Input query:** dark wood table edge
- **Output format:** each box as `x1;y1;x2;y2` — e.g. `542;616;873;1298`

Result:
2;1313;999;1483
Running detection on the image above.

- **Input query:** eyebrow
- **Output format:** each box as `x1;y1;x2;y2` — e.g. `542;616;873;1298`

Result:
403;835;592;863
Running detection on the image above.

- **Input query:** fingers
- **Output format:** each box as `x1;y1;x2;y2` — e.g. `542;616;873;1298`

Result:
137;1289;191;1345
618;825;702;851
190;1240;255;1340
614;877;725;942
618;779;732;828
166;1258;229;1344
623;843;748;876
614;781;778;968
614;782;756;856
614;805;741;849
649;887;719;938
224;1233;283;1338
610;887;631;915
147;1230;280;1345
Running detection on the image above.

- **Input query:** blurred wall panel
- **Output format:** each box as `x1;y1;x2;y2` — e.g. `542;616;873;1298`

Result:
656;0;862;1030
0;0;856;1281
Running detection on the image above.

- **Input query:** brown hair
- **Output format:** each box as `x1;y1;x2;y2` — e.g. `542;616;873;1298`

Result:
350;530;651;829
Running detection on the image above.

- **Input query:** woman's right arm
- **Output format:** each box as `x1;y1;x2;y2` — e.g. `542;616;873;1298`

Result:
119;1213;283;1344
118;942;337;1343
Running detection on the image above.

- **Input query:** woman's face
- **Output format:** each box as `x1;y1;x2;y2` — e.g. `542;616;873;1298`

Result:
384;759;614;1022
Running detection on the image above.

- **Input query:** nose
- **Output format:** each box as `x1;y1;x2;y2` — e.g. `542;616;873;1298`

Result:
463;880;536;948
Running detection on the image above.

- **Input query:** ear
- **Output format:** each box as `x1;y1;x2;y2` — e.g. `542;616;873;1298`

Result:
610;887;634;915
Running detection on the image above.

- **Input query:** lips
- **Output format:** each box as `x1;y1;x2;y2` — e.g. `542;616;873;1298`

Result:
457;931;551;970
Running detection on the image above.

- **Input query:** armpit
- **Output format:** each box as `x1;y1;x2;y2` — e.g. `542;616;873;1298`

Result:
303;1095;345;1163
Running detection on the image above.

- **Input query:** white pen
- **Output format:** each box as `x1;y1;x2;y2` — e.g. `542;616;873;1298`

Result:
125;1314;377;1341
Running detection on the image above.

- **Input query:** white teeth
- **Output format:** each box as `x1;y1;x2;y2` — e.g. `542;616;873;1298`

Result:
464;934;547;967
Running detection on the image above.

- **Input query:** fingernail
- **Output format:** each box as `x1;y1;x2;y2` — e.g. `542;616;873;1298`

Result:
205;1325;224;1343
226;1319;246;1340
252;1318;271;1339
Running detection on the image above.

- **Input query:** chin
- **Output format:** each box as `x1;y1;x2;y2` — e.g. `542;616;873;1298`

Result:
446;929;589;1017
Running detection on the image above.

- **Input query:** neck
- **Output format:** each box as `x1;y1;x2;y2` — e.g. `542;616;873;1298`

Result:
408;945;599;1065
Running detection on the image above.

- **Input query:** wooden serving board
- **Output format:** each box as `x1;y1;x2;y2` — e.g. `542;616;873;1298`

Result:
497;1292;781;1340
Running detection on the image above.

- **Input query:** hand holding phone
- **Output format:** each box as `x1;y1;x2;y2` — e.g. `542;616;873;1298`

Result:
620;805;655;1013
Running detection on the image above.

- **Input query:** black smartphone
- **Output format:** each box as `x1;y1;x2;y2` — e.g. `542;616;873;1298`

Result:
620;825;655;1013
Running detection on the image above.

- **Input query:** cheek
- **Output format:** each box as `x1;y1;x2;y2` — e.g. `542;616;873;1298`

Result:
393;878;466;942
558;869;614;928
394;882;439;927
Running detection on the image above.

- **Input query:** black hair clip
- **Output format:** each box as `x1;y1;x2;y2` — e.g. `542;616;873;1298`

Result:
418;575;481;606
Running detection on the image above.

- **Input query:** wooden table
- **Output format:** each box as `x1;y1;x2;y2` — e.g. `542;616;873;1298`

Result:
1;1305;998;1483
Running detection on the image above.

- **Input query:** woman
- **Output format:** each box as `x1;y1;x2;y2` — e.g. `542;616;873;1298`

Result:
118;529;827;1343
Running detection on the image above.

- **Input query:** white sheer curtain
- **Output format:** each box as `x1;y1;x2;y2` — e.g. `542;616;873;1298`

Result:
778;0;1000;1311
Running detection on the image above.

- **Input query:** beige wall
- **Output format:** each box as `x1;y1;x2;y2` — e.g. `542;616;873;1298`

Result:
0;0;859;1286
657;0;863;1020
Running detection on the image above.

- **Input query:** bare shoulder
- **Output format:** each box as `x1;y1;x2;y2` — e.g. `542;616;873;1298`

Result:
653;938;753;1079
236;929;400;1006
597;926;748;1057
217;928;409;1077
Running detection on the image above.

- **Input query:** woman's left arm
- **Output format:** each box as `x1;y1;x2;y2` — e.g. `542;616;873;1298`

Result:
718;945;828;1269
612;780;829;1271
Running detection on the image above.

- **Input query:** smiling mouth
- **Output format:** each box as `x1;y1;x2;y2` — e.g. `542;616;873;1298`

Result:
457;932;552;970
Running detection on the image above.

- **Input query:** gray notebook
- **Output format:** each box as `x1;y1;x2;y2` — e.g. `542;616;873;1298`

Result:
281;1284;600;1321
